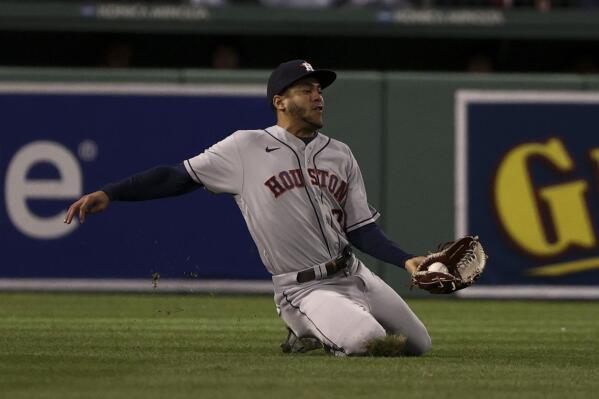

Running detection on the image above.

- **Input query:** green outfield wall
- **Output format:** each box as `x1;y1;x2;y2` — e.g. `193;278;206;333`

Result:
381;74;589;293
2;67;598;294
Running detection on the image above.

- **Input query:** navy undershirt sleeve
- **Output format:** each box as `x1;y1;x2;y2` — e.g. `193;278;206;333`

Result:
101;163;201;201
347;222;414;269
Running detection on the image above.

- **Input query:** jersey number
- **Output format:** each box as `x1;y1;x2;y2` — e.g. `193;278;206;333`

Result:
332;209;344;225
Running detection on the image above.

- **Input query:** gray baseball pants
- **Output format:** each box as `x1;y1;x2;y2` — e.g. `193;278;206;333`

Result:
272;257;432;356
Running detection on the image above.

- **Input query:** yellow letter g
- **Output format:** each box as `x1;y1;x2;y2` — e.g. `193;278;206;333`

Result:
494;138;596;257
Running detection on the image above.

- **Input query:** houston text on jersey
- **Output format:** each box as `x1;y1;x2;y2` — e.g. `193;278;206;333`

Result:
264;168;348;201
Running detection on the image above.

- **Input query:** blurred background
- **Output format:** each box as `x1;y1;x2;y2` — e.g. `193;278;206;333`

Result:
1;0;599;299
3;0;599;72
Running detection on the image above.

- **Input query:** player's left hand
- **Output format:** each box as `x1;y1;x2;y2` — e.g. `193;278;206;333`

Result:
410;236;488;294
405;256;426;275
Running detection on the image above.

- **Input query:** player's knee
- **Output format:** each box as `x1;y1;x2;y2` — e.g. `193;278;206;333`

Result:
342;323;386;356
404;327;432;356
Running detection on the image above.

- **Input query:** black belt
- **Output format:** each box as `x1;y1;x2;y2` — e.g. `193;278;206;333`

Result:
296;246;353;283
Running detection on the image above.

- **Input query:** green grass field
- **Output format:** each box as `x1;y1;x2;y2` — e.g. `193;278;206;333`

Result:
1;293;598;399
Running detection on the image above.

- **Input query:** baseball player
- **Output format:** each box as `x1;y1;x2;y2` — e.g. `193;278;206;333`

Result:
64;60;431;357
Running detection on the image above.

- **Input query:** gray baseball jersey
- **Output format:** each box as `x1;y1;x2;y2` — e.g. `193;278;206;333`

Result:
184;124;431;356
184;124;379;275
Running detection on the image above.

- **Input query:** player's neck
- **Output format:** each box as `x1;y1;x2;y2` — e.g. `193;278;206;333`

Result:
277;122;317;139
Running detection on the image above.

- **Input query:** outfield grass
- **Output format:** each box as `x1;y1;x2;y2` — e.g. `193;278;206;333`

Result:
1;293;598;399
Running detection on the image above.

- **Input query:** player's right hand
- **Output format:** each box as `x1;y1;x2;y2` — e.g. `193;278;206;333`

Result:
64;191;110;225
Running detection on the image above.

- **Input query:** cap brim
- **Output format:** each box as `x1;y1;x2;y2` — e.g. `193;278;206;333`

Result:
307;70;337;89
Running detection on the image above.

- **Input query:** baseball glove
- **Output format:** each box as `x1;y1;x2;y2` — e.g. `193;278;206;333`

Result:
411;236;487;294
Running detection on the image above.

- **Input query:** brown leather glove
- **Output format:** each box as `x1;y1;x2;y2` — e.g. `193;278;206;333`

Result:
411;236;488;294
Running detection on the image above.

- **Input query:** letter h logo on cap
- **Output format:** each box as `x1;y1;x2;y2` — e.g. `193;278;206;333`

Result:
301;62;314;72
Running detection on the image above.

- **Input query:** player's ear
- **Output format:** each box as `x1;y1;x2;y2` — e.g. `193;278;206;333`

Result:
273;95;286;112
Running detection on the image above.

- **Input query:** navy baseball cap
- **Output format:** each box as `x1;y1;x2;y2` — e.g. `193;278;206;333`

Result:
267;60;336;106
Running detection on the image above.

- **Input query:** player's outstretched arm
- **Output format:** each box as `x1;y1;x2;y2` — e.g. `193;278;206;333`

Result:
64;163;201;225
64;191;110;224
348;222;424;274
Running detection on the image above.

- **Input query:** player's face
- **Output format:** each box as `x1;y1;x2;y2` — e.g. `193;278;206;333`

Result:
283;78;324;129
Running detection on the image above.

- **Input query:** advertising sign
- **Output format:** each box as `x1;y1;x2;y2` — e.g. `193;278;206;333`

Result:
456;91;599;298
0;83;273;284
